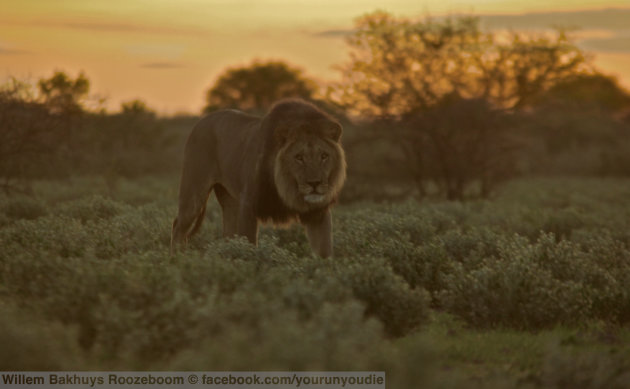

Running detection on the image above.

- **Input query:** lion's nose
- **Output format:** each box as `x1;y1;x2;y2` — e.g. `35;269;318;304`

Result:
307;180;322;189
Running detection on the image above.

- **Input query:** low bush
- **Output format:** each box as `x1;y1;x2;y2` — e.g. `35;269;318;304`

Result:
540;343;630;389
1;197;48;221
1;176;629;382
0;306;85;370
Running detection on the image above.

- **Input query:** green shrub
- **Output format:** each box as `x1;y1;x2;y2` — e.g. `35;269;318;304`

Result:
168;301;389;371
87;203;173;259
55;195;130;223
0;306;84;370
333;256;430;336
541;344;630;389
438;234;592;328
2;175;630;381
0;216;89;259
1;197;48;221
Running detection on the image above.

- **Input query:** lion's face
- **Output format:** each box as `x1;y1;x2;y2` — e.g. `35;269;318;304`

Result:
274;133;346;213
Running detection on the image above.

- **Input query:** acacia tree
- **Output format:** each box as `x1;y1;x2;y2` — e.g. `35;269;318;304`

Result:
332;12;590;198
204;60;316;114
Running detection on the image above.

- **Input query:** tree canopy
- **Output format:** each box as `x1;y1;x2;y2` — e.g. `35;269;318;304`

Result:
533;73;630;112
121;99;156;118
204;60;316;114
38;71;90;115
331;12;591;117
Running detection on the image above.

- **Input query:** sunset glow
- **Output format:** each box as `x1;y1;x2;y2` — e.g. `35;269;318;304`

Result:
2;0;629;114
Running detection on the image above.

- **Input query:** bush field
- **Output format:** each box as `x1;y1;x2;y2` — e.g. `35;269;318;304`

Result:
1;176;630;388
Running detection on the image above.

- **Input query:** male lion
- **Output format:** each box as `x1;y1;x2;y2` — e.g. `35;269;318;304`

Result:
171;99;346;257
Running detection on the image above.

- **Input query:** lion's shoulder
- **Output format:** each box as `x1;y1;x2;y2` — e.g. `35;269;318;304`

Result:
203;109;260;130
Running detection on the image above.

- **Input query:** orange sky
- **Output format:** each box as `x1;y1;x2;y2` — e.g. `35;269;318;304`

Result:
1;0;630;114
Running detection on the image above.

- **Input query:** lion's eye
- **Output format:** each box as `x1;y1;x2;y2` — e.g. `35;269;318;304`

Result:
321;153;329;162
295;154;304;163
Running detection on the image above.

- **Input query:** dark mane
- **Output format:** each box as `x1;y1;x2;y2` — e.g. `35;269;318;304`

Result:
252;99;336;224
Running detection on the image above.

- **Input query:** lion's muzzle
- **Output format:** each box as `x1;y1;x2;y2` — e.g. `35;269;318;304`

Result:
304;193;326;204
299;181;329;204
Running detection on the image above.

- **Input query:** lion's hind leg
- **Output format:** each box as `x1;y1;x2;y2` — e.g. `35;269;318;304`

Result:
170;205;206;255
215;184;239;238
170;179;214;255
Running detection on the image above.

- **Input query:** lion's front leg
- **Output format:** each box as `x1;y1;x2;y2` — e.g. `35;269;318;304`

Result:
237;198;259;245
303;209;333;258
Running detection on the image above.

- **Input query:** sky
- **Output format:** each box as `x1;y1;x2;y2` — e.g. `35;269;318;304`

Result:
1;0;630;114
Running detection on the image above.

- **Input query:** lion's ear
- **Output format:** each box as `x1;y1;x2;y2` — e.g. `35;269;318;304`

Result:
325;122;342;142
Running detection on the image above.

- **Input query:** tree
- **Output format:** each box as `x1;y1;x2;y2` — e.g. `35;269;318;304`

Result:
38;70;90;115
330;12;591;199
85;98;169;178
403;95;519;200
204;60;316;113
121;99;156;118
521;73;630;174
0;78;65;191
332;12;590;117
533;73;630;112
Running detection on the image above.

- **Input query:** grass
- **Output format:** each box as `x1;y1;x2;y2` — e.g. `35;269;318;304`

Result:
1;175;630;388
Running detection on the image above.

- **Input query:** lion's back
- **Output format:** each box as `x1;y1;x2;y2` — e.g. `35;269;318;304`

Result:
182;109;262;196
187;109;258;148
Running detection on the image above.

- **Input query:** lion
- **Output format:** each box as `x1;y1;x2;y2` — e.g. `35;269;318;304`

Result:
171;99;346;257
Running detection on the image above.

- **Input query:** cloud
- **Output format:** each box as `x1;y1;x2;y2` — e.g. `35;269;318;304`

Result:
311;8;630;54
0;47;29;55
479;8;630;32
126;43;187;59
62;21;149;33
578;35;630;54
59;21;206;36
479;9;630;54
0;18;209;37
314;29;353;38
140;62;185;69
312;8;630;36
